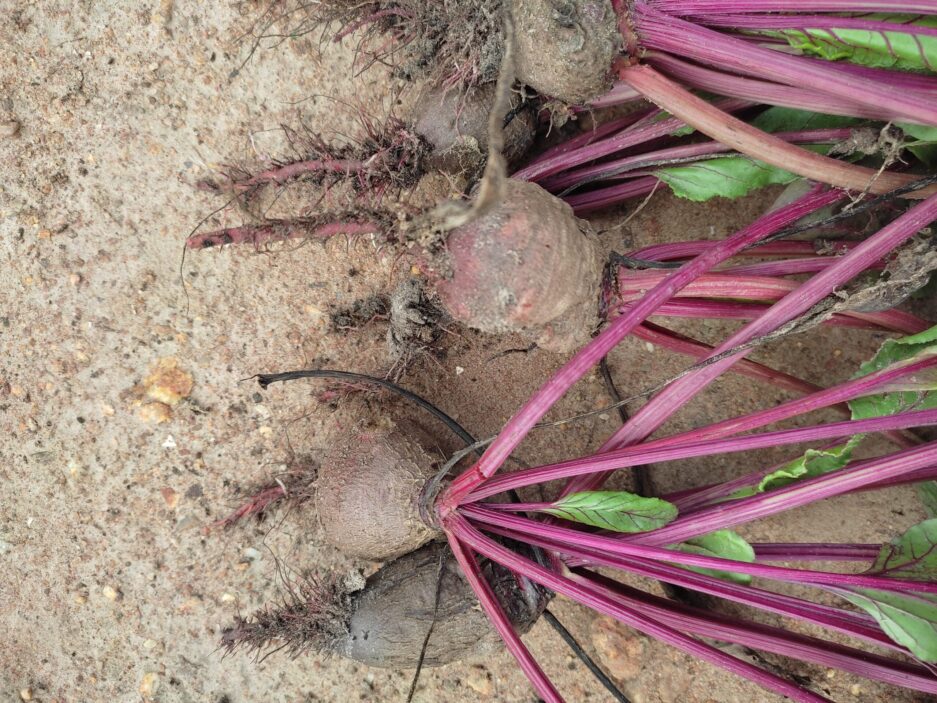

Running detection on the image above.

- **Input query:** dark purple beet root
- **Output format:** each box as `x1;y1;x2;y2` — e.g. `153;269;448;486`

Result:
222;542;549;668
432;179;602;352
513;0;620;104
343;542;548;667
413;84;536;175
315;423;440;561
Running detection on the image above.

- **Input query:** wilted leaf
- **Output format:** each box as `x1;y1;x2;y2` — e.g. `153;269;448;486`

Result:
731;437;862;500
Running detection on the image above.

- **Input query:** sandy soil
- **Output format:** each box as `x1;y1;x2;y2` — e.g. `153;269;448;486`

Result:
2;3;934;703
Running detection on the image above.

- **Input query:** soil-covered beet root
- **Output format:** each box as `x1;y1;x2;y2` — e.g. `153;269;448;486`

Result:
432;179;602;352
343;542;548;667
315;423;439;560
222;542;549;668
413;85;536;175
513;0;620;104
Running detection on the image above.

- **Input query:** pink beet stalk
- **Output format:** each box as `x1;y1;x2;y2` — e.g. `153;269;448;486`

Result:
468;407;937;501
644;52;937;122
462;504;937;593
751;543;881;562
580;570;937;693
562;191;937;495
446;535;562;702
648;1;937;15
450;515;835;703
633;7;937;127
481;521;891;648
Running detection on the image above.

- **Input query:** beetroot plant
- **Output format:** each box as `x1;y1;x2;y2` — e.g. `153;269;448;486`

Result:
218;180;937;700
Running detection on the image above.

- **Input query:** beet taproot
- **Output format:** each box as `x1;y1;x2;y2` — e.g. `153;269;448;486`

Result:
315;423;440;560
432;179;603;352
222;541;549;668
513;0;621;104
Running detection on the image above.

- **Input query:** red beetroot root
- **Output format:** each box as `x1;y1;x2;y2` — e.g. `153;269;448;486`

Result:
413;84;536;175
222;541;549;667
430;179;603;352
315;422;441;560
513;0;621;104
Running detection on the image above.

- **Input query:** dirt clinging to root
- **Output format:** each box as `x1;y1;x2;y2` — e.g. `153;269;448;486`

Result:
317;0;506;89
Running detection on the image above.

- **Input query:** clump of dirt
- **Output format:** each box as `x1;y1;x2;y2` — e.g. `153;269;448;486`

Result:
386;279;445;371
330;295;390;333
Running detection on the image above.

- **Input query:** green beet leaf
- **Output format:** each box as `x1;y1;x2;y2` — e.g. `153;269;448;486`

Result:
544;491;678;533
656;107;861;202
657;155;802;202
838;588;937;661
750;106;863;133
669;530;755;584
897;122;937;165
848;324;937;420
774;15;937;73
849;324;937;521
869;519;937;580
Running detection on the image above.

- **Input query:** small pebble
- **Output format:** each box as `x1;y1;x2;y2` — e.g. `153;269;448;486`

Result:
143;639;157;650
19;688;32;701
143;357;194;406
67;458;83;478
102;585;121;601
161;487;179;509
137;401;172;424
464;666;494;696
139;671;159;699
221;592;237;603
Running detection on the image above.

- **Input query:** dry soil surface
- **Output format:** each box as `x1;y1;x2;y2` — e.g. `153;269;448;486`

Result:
1;4;935;703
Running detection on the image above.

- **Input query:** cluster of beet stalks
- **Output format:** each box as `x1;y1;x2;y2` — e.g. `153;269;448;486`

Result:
196;2;937;701
434;185;937;702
